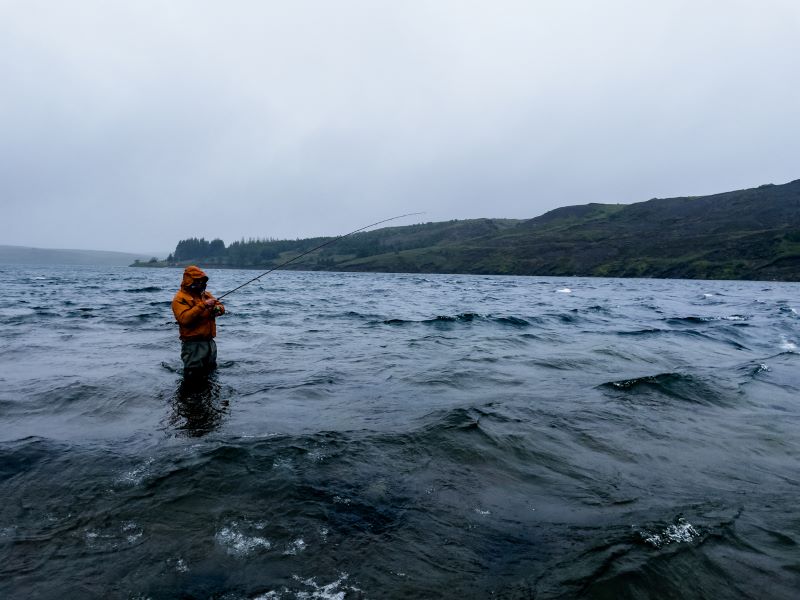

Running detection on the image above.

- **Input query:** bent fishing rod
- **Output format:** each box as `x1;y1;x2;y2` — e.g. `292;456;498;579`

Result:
216;212;425;301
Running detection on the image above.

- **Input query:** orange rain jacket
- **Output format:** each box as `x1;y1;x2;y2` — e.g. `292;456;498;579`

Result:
171;265;225;341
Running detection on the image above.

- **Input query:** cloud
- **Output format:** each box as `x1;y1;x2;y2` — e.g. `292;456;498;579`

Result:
2;0;799;252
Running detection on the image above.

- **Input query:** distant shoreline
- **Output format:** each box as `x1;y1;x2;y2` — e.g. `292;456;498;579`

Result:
0;245;158;267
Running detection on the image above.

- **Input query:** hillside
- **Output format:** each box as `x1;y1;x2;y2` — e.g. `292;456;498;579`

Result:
1;245;157;266
144;179;800;281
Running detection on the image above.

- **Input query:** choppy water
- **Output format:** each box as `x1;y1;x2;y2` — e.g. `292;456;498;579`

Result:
1;265;799;599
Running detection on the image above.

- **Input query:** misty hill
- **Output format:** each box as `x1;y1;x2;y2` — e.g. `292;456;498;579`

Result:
149;179;800;281
0;245;156;267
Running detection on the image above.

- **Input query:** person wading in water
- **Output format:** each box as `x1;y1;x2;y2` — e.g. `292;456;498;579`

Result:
172;266;225;377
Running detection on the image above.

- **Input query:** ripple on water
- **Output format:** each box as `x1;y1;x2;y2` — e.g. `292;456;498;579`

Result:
83;521;144;552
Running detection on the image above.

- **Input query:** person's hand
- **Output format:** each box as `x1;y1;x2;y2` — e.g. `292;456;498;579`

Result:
204;298;216;308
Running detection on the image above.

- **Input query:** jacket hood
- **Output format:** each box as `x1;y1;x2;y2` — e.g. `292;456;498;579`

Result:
181;265;209;290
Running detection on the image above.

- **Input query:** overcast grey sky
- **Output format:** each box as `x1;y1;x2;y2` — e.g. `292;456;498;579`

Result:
2;1;799;253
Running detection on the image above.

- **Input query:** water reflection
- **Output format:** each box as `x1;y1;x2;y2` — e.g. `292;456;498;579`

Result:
168;373;228;436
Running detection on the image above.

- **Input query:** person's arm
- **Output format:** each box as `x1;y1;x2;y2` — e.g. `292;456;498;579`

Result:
172;297;208;325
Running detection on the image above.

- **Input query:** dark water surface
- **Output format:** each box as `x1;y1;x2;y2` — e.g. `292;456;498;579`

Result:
1;265;799;599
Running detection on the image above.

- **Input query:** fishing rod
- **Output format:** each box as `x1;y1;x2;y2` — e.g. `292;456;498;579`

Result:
216;212;425;301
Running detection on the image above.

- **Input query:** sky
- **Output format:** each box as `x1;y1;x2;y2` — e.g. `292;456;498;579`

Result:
2;1;799;254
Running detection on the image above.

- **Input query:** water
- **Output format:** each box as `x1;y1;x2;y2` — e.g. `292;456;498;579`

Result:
1;265;799;599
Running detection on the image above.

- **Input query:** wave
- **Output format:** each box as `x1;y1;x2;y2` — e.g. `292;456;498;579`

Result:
383;313;530;327
536;309;585;324
534;507;750;599
735;361;771;380
664;315;749;326
587;304;613;314
424;312;481;323
410;405;541;462
123;286;162;293
615;327;750;350
526;356;596;371
600;372;734;406
494;316;531;326
420;406;486;432
617;328;668;336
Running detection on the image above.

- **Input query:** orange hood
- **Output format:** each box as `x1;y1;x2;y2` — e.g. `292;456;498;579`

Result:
181;265;209;290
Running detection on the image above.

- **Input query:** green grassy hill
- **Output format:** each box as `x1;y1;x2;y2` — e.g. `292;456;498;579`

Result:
145;179;800;281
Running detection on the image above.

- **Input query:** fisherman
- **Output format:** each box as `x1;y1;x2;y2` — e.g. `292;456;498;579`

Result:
172;265;225;376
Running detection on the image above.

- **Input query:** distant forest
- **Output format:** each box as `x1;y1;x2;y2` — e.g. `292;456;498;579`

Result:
164;219;511;271
143;179;800;281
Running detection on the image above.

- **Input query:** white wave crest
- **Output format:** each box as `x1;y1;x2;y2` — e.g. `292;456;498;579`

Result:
166;557;189;573
293;573;356;600
253;573;358;600
215;521;271;556
283;538;307;555
640;518;699;548
117;457;155;486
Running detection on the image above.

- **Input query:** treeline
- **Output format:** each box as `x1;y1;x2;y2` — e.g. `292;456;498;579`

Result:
162;220;518;270
165;222;462;267
165;235;338;267
170;238;225;261
168;236;310;263
165;235;391;267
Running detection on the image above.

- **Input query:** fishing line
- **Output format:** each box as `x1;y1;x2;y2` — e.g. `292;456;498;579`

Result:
216;212;425;301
